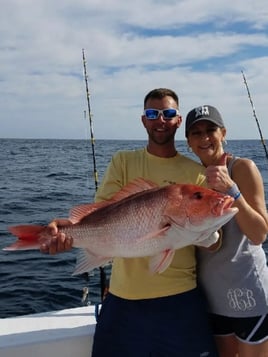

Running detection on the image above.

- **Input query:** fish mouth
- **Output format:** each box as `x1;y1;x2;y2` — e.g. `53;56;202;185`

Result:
212;196;236;216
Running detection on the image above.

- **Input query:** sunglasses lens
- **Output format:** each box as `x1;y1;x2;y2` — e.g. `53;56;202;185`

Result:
163;109;177;118
144;109;178;120
144;109;159;119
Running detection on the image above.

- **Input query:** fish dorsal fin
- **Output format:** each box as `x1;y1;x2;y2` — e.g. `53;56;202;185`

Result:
69;201;111;224
69;178;158;223
110;178;158;202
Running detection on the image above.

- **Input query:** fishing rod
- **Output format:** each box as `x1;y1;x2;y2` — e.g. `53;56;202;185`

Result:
241;70;268;160
82;49;107;309
82;48;98;192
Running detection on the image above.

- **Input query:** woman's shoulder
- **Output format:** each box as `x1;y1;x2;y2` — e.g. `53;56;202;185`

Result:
231;156;262;185
232;156;258;173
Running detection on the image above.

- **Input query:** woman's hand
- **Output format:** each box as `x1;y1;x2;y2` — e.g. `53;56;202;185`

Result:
205;153;234;193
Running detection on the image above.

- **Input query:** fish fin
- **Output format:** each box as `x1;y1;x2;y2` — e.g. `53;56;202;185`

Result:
69;201;111;223
149;249;175;274
5;225;45;250
69;178;158;223
109;178;159;202
133;226;171;244
72;248;112;276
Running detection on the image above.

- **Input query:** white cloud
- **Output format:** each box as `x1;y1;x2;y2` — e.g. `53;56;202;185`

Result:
0;0;267;140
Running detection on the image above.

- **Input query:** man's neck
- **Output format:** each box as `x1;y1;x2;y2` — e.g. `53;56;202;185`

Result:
146;143;177;158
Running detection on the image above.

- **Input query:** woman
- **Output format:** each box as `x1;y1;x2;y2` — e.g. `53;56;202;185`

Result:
185;104;268;357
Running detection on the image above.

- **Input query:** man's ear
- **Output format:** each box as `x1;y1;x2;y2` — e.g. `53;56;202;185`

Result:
177;115;182;128
141;115;147;128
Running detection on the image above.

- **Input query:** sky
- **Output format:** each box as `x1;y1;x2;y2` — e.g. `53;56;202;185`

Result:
1;0;268;141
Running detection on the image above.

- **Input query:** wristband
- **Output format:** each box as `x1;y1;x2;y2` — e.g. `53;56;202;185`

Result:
226;183;241;200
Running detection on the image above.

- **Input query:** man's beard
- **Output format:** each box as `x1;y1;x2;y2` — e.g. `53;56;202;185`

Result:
148;130;175;145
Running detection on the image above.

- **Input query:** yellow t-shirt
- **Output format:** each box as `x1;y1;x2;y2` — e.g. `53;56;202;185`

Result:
95;148;206;299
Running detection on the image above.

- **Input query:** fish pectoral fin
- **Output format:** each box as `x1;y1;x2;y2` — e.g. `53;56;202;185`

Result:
136;225;170;242
72;248;112;276
149;249;175;274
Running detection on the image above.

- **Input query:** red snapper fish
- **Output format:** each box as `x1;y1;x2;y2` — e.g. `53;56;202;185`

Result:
5;178;238;275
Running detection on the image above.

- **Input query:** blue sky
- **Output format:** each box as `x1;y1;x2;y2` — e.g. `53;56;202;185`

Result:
1;0;268;140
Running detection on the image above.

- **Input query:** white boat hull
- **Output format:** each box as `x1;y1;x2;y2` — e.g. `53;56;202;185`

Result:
0;305;96;357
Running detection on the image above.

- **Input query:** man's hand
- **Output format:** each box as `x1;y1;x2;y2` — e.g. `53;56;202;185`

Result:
40;219;74;254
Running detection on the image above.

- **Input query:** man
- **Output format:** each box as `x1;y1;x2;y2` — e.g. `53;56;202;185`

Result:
44;88;218;356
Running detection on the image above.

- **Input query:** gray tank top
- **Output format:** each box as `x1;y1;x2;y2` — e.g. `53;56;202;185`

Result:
197;156;268;317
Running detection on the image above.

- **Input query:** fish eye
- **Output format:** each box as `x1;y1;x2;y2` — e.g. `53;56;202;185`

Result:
193;191;203;199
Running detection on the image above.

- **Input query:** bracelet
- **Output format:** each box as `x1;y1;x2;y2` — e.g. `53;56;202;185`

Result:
233;191;241;200
226;183;241;200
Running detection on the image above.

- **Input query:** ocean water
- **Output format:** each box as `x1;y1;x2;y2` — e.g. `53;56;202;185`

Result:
1;138;268;318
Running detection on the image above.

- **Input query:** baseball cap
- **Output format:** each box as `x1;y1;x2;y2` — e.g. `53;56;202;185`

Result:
185;105;225;136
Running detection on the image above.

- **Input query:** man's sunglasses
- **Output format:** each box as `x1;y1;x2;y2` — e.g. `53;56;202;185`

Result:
143;108;180;120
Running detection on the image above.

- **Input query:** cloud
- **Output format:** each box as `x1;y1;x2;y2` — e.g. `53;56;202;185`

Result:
0;0;267;140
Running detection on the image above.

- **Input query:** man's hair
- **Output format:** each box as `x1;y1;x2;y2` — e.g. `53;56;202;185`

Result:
144;88;179;108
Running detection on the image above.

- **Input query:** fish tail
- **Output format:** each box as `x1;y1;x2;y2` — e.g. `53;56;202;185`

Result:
5;225;46;250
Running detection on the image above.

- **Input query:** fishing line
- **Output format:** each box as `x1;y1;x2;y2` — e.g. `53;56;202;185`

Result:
82;49;108;310
241;70;268;161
